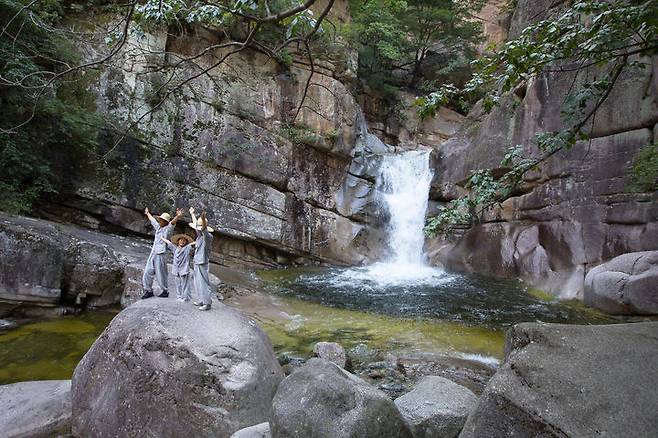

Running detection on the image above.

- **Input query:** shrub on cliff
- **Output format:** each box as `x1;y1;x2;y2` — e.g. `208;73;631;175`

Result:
0;0;100;213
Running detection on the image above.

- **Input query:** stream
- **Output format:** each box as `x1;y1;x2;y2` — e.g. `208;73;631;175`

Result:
0;150;618;385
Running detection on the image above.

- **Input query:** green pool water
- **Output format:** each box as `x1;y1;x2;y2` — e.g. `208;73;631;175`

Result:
253;266;618;365
0;311;117;384
0;266;619;384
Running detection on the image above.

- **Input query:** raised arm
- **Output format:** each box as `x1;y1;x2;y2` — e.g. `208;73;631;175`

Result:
199;212;208;232
189;207;199;234
189;207;197;226
145;207;159;229
170;208;184;226
160;236;172;246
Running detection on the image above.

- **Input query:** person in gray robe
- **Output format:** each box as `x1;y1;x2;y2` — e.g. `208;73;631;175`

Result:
189;207;214;311
161;234;195;302
141;207;183;299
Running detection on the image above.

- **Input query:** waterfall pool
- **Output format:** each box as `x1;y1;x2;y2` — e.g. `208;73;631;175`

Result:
245;266;618;367
0;311;117;384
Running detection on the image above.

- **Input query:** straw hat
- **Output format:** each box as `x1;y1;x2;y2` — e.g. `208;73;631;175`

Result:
172;234;193;246
188;217;215;233
156;212;172;222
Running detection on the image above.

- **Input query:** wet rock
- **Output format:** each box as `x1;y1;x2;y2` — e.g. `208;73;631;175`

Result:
0;380;72;438
270;358;412;438
397;356;496;396
0;213;149;314
584;251;658;315
71;299;284;437
460;322;658;437
394;376;477;438
313;341;348;369
231;422;271;438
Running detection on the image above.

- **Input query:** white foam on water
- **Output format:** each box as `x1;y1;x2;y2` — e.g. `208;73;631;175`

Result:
336;149;449;286
455;352;501;368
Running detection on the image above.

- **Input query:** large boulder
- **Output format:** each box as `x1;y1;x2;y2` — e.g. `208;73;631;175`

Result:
71;298;284;437
460;322;658;437
584;251;658;315
0;380;72;438
393;376;477;438
270;358;412;438
0;212;150;314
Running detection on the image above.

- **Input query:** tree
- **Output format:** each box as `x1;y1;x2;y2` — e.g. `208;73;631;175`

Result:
0;0;100;212
0;0;340;212
420;0;658;236
347;0;484;94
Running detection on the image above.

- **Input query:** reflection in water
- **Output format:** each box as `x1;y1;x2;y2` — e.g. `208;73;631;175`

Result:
0;311;117;384
255;267;617;364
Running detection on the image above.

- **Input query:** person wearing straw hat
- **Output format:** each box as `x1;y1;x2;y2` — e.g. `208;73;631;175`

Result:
189;207;214;311
141;207;183;299
160;233;195;302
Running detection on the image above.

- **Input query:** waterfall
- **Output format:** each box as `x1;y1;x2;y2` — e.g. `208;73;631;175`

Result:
328;148;448;288
376;150;434;267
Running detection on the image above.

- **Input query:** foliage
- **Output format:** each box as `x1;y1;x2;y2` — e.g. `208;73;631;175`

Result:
629;142;658;193
422;0;658;236
346;0;483;96
0;0;101;213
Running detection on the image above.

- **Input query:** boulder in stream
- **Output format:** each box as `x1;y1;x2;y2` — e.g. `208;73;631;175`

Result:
0;380;72;438
460;321;658;437
394;375;477;438
71;298;284;437
313;341;349;369
270;358;412;438
584;250;658;315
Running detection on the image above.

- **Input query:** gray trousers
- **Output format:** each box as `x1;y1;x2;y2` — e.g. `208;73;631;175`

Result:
142;252;168;292
175;274;191;301
194;263;212;305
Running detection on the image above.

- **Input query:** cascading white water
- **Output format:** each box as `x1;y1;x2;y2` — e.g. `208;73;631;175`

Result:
327;149;450;287
377;150;434;267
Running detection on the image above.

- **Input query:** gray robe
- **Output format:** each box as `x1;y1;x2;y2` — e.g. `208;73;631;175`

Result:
142;217;173;293
193;228;213;305
167;242;193;301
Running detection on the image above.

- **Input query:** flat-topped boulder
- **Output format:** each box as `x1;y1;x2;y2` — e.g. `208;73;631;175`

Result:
0;380;72;438
584;251;658;315
270;358;412;438
71;298;284;437
394;376;477;438
460;322;658;437
0;212;150;313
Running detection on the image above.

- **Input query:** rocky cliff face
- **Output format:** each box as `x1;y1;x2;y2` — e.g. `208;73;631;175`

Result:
39;10;399;268
426;0;658;299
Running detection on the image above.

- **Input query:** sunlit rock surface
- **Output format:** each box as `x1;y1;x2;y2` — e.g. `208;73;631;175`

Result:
270;358;412;438
72;298;284;437
584;251;658;315
394;376;477;438
0;380;72;438
460;322;658;437
427;0;658;298
0;212;149;314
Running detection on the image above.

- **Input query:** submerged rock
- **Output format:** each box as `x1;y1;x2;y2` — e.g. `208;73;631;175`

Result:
0;380;72;438
313;341;349;369
584;251;658;315
460;322;658;437
270;358;412;438
231;422;271;438
394;376;477;438
71;299;284;437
